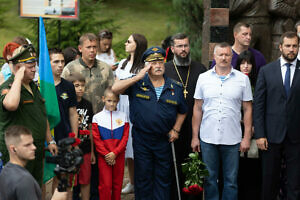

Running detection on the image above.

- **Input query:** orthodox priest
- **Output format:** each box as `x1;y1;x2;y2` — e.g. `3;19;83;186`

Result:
165;33;207;200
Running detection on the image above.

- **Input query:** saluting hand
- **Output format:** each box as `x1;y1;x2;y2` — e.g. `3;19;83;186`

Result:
15;66;26;82
135;64;151;80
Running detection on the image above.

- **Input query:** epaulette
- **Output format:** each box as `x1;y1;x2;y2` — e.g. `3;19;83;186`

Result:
171;79;183;87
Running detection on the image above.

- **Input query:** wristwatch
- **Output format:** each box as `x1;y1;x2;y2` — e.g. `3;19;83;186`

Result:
48;140;56;145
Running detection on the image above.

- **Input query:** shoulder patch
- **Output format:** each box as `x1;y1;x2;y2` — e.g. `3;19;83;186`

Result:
171;79;183;87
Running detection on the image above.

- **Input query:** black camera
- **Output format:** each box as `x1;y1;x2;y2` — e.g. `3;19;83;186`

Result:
46;137;83;192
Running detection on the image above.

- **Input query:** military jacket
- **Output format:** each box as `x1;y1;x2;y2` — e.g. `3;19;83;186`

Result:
0;75;47;162
125;74;187;135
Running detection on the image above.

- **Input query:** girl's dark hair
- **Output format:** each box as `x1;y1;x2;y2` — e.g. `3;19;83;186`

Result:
236;50;257;87
97;29;113;54
98;29;113;40
121;33;147;74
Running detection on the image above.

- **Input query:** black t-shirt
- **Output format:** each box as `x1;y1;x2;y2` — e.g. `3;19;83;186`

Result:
77;98;94;154
0;162;41;200
54;78;77;142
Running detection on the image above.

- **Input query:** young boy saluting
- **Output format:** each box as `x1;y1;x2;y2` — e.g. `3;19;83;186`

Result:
92;87;129;200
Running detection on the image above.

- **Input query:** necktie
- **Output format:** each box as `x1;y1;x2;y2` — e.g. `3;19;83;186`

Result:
284;63;291;96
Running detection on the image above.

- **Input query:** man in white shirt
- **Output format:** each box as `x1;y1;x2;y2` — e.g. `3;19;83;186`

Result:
191;42;252;200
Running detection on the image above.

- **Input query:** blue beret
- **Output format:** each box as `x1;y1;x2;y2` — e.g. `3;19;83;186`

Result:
142;46;166;62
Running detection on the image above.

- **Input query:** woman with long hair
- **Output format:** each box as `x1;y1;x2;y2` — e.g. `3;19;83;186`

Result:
115;33;147;194
236;50;261;200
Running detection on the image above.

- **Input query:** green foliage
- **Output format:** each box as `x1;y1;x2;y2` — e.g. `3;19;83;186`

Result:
0;0;12;28
182;152;209;187
27;0;117;49
112;37;128;61
172;0;203;61
0;0;176;56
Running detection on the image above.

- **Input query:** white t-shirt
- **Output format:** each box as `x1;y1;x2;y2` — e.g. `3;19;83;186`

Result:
115;59;135;158
96;49;116;66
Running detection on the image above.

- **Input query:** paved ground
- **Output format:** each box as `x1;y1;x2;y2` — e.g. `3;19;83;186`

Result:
45;165;135;200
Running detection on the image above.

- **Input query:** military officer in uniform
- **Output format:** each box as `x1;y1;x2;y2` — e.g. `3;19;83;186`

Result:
112;46;187;200
0;44;57;186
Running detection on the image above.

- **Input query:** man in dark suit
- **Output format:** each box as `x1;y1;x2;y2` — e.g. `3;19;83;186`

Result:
254;31;300;200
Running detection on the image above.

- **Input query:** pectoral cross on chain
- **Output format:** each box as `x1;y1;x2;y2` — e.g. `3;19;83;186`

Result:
183;88;188;99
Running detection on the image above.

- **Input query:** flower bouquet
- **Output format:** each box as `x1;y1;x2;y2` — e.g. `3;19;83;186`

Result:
68;132;81;147
181;152;209;195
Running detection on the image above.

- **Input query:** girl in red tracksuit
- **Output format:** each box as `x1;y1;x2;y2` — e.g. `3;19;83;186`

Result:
92;88;129;200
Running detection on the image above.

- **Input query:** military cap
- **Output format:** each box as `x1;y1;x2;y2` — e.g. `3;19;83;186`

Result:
8;44;37;64
142;46;166;62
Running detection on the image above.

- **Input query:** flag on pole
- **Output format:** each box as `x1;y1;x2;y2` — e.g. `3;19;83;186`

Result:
39;16;60;129
39;16;60;183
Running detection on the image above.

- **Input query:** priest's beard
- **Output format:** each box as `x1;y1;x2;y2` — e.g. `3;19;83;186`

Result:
173;54;191;66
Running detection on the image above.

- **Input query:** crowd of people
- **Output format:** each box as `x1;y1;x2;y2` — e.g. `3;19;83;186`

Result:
0;21;300;200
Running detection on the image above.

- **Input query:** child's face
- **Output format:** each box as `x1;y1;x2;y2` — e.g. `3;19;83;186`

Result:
73;80;85;98
102;92;119;111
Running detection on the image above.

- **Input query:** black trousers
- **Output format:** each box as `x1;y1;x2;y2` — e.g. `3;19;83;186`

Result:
238;156;262;200
261;138;300;200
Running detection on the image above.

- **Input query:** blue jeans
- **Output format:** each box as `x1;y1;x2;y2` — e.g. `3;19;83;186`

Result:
200;140;240;200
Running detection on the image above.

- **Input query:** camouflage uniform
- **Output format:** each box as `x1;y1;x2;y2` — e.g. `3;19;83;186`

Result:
61;58;114;113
